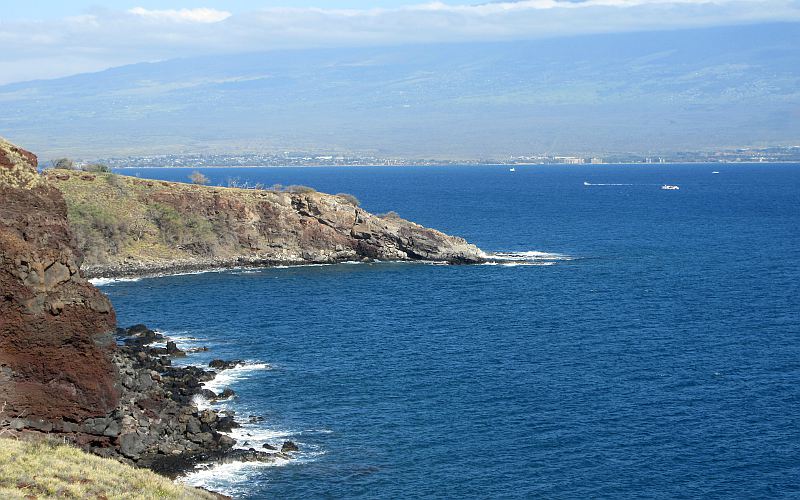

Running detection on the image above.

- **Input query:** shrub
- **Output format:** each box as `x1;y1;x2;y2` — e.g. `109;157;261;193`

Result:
67;203;130;260
147;202;216;255
189;170;210;185
336;193;360;206
83;163;111;173
379;211;401;219
285;185;316;194
105;173;127;194
52;158;74;170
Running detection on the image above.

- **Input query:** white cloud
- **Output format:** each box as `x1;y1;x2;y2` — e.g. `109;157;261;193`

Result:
0;1;798;84
127;7;232;24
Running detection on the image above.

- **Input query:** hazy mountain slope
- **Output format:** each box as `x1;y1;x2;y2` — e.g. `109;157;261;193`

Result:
1;23;798;158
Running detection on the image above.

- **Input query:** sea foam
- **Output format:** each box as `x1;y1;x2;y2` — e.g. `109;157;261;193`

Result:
484;250;574;266
89;276;141;286
179;458;290;497
202;362;273;395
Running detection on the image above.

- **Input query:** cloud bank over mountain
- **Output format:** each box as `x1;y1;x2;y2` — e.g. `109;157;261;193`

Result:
2;0;800;83
2;23;797;158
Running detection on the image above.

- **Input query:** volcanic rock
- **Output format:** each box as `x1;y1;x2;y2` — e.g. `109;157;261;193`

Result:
281;441;299;453
0;137;118;423
209;359;245;371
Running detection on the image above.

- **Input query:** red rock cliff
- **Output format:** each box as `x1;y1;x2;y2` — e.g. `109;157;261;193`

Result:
0;137;118;423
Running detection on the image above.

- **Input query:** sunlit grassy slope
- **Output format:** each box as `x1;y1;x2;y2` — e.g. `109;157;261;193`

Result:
0;438;218;499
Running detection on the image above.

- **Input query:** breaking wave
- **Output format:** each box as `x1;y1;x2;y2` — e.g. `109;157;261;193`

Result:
483;251;574;266
178;354;324;497
202;362;273;395
583;182;636;186
179;459;290;498
89;276;141;286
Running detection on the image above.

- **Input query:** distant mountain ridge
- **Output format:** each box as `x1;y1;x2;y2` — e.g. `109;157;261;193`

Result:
1;23;798;158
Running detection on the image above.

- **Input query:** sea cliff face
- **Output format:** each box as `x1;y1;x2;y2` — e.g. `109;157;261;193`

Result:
0;138;119;424
45;171;484;277
0;139;294;472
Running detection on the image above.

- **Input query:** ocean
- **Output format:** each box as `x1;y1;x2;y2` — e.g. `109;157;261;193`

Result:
98;164;800;498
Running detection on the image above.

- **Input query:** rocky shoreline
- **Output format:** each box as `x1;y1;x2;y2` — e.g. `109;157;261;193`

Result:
5;323;292;479
81;254;482;280
112;325;295;478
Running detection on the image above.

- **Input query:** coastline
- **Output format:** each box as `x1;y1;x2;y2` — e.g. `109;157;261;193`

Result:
110;325;294;478
81;254;487;280
107;160;800;169
2;323;293;491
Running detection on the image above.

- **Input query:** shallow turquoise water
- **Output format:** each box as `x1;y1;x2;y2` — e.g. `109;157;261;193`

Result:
102;164;800;498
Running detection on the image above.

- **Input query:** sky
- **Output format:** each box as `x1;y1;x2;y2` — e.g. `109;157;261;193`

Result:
5;1;468;19
2;0;800;84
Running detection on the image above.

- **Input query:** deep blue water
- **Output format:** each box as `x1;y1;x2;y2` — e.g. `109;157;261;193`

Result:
102;164;800;498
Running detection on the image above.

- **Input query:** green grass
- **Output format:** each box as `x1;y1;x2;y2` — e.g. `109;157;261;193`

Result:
0;438;217;499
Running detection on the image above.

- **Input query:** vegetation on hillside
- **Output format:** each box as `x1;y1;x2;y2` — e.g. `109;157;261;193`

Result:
54;172;240;264
49;158;110;172
0;438;217;499
46;171;369;269
335;193;360;206
52;158;75;170
189;171;209;185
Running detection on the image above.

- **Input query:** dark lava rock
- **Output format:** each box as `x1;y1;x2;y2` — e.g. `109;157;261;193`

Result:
217;388;236;400
127;324;151;334
166;341;186;357
262;443;277;450
118;324;164;346
209;359;245;371
120;432;147;459
220;448;286;464
281;441;299;453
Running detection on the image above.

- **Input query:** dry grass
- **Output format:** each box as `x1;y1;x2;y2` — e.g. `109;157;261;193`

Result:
0;137;43;189
47;171;310;266
0;438;216;499
48;172;256;264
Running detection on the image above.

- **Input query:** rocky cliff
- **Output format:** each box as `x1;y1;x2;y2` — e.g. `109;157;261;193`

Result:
0;138;118;425
45;171;484;277
0;138;285;472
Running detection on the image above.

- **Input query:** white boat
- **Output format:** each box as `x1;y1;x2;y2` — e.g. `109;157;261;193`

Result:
583;181;591;186
712;171;720;174
661;184;680;190
509;168;516;172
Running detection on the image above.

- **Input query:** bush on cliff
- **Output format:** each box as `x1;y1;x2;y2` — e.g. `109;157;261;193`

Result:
189;170;210;185
0;438;217;499
147;202;217;253
82;163;111;173
336;193;360;206
51;158;75;170
285;184;316;194
68;202;130;261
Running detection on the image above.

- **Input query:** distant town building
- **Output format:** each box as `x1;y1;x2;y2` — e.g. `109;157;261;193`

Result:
555;156;585;165
590;157;603;164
